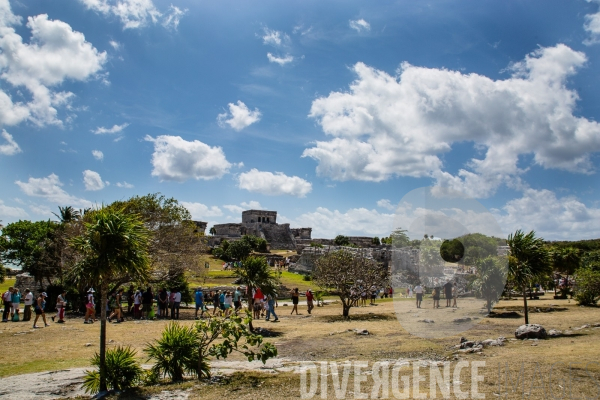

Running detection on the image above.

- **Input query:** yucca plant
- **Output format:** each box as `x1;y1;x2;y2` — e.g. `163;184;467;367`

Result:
145;322;199;382
82;346;143;394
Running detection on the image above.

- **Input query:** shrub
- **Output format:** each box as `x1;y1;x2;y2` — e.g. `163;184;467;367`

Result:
334;235;350;246
145;322;199;382
82;346;143;394
302;274;312;281
574;267;600;306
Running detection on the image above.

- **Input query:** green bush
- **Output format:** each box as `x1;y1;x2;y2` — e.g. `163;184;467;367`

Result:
302;274;312;281
574;267;600;306
145;322;199;382
82;346;143;394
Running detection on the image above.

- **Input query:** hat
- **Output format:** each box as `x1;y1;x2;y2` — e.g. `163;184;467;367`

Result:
41;292;48;297
308;289;312;292
88;288;95;293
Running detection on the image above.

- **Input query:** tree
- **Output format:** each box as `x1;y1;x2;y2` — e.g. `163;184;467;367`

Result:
372;237;381;245
506;230;550;324
472;256;508;313
313;250;389;318
550;247;580;288
391;228;410;248
334;235;350;246
573;266;600;306
53;206;81;223
70;208;151;393
209;226;216;236
226;239;253;261
0;263;5;284
440;239;465;263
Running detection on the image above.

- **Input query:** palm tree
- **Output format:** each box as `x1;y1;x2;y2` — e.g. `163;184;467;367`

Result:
53;206;81;223
209;226;216;236
551;247;580;297
70;208;151;393
232;256;278;331
507;230;550;324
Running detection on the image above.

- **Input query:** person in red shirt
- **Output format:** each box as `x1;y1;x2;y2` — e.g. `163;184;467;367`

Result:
306;289;314;314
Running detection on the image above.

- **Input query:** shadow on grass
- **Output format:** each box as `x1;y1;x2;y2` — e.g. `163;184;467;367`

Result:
316;313;397;323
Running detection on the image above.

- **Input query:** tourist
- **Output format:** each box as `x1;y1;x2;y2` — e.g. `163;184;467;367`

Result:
195;288;205;319
212;290;221;315
127;285;134;315
166;289;173;319
444;280;453;307
11;288;21;321
432;287;441;308
158;288;168;318
223;291;233;316
133;287;142;319
452;282;458;308
306;289;314;314
108;290;122;323
52;290;67;323
172;289;181;320
414;284;423;308
33;292;49;328
142;287;153;319
360;288;367;307
233;287;242;313
23;289;33;322
290;288;299;315
370;285;377;305
84;288;96;324
2;287;13;322
408;285;413;298
219;290;226;315
266;293;278;322
253;287;264;319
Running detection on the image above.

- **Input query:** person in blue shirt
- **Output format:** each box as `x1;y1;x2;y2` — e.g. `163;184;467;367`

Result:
11;289;21;321
194;288;205;319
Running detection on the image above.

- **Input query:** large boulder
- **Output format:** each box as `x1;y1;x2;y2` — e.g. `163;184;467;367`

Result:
515;324;547;340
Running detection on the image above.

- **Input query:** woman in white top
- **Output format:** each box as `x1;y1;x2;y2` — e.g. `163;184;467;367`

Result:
223;292;233;316
84;288;96;324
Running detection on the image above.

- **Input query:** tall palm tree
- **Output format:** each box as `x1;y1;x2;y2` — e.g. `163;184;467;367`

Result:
232;256;278;331
53;206;81;223
70;208;151;393
507;230;550;324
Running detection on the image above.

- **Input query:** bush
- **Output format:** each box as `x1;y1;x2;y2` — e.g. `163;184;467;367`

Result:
574;267;600;306
145;322;199;382
334;235;350;246
82;346;143;394
302;274;312;281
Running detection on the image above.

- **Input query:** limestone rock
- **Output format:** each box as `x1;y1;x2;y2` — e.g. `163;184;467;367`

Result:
515;324;547;340
418;319;435;323
547;329;562;337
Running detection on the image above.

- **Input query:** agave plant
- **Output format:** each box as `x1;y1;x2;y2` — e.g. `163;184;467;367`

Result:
82;346;143;394
145;322;199;382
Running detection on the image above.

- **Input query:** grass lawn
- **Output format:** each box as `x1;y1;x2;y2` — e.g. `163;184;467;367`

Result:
0;277;16;293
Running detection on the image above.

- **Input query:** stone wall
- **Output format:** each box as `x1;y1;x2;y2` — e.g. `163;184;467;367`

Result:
14;273;48;297
213;223;242;237
260;223;297;250
193;220;207;235
291;228;312;240
242;210;277;224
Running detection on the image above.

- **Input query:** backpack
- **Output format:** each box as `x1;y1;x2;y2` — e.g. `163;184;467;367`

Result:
12;313;19;322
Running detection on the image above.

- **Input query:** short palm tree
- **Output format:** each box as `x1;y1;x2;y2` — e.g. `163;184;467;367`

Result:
70;207;151;392
507;230;550;324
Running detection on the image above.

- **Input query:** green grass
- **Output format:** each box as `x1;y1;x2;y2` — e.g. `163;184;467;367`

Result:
0;277;16;293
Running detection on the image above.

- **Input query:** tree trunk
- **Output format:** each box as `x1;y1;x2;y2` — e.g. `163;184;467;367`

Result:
342;300;350;318
522;284;529;325
247;288;254;332
99;283;108;392
487;299;492;314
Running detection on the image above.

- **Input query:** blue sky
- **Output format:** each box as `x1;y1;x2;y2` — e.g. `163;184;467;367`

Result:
1;0;600;240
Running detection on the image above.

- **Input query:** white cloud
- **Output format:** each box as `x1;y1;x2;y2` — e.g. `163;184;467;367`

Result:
584;0;600;45
82;170;106;191
223;200;264;214
282;207;394;238
377;199;395;211
145;135;232;182
0;199;28;219
92;123;129;134
15;173;92;208
109;40;121;50
494;188;600;240
92;150;104;160
0;130;21;155
223;204;244;214
262;27;288;46
79;0;186;30
0;1;107;127
217;101;261;131
349;19;370;32
267;53;294;65
115;181;134;188
302;44;600;198
180;202;223;219
237;168;312;197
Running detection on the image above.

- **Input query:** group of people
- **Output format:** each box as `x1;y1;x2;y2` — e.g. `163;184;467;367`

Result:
412;280;458;309
2;286;68;328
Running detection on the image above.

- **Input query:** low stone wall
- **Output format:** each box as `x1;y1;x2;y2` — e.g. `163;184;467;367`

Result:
14;273;48;296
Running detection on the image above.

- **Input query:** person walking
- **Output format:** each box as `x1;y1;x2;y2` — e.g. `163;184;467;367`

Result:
265;293;278;322
84;288;96;324
290;288;299;315
23;289;33;322
194;288;205;319
452;281;458;308
223;291;233;317
432;287;440;308
172;289;181;320
2;287;13;322
52;290;67;323
33;292;49;328
212;291;220;316
233;287;242;314
414;284;423;308
306;289;314;314
108;291;122;323
11;288;21;321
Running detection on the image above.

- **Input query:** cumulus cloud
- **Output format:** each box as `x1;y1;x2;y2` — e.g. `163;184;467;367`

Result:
237;169;312;197
78;0;187;30
83;170;107;191
302;44;600;198
15;173;92;208
115;181;134;188
584;0;600;45
267;53;294;65
0;130;21;155
223;201;264;214
377;199;395;211
180;202;223;219
0;199;28;219
0;1;107;127
92;123;129;134
92;150;104;160
349;19;370;32
145;135;232;182
217;101;261;131
282;207;394;238
262;27;288;46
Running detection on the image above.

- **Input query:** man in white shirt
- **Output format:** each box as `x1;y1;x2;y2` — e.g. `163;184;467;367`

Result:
172;290;181;320
133;288;142;319
23;289;34;322
414;284;424;308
